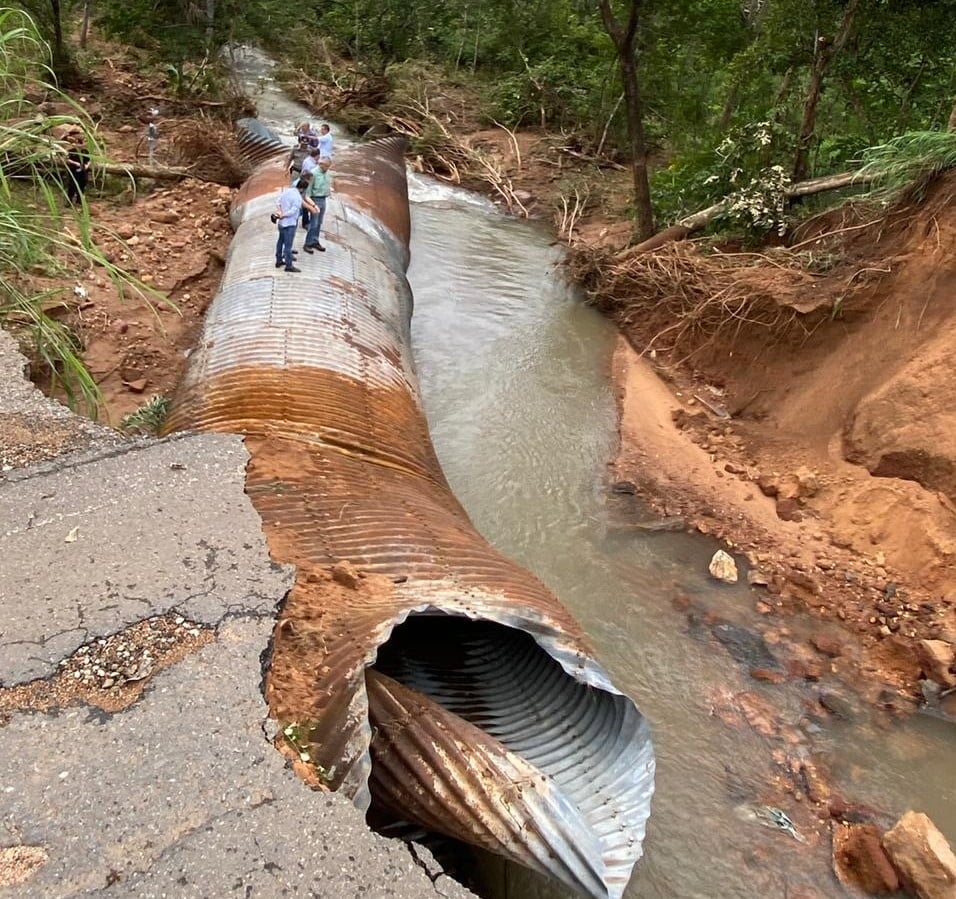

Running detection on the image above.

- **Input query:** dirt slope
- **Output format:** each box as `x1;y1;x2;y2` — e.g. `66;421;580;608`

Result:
606;175;956;694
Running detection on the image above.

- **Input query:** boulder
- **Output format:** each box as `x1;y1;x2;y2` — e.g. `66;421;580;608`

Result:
832;824;899;894
844;326;956;503
883;811;956;899
794;466;821;497
775;497;803;521
708;549;738;583
915;639;956;688
50;122;83;141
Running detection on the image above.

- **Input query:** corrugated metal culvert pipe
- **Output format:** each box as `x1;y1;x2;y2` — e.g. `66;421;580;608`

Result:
164;121;655;899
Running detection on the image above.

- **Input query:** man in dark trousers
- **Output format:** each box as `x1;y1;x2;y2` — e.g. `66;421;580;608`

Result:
65;141;90;204
303;158;332;253
274;176;317;272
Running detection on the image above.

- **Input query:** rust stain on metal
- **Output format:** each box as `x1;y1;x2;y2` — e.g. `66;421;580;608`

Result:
165;131;654;899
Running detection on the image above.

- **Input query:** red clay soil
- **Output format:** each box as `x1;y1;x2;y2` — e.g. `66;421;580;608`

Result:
607;175;956;699
20;47;238;426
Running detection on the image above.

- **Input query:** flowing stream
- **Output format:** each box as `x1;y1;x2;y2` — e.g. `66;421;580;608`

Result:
232;49;955;899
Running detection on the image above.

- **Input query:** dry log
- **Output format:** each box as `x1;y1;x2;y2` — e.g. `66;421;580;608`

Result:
97;160;232;186
623;169;877;256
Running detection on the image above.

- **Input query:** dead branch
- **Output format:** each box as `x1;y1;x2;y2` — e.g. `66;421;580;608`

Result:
98;160;236;186
623;169;880;257
553;145;626;170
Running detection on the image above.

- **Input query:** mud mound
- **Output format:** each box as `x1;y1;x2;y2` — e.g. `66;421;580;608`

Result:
845;320;956;502
593;171;956;648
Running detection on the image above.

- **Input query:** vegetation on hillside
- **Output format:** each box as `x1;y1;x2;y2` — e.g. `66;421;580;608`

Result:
0;7;114;410
17;0;952;239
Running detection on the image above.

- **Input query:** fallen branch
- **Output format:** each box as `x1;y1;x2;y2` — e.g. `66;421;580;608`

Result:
136;94;230;108
623;169;878;256
553;145;626;171
97;160;235;186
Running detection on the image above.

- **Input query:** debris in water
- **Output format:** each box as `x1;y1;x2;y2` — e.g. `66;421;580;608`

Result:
736;804;807;843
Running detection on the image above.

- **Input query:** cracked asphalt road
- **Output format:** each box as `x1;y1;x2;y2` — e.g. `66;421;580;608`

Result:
0;433;289;685
0;332;474;899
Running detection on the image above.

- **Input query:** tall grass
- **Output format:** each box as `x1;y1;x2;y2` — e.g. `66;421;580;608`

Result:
0;8;160;414
857;130;956;202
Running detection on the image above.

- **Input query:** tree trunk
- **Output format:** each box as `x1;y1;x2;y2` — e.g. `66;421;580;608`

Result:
49;0;66;73
596;0;654;241
948;99;956;131
80;0;93;49
98;160;237;186
621;168;876;256
619;53;654;240
792;0;861;181
718;83;739;131
205;0;216;43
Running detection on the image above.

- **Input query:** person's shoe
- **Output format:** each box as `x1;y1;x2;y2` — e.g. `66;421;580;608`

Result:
275;261;283;268
316;244;326;252
303;246;314;254
285;266;301;273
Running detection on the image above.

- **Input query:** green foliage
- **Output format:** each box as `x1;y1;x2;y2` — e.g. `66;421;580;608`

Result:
0;7;162;414
0;8;99;410
858;131;956;203
283;0;954;190
282;722;333;784
119;395;171;435
71;0;956;242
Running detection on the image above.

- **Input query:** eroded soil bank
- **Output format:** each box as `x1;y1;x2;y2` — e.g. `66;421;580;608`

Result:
599;177;956;706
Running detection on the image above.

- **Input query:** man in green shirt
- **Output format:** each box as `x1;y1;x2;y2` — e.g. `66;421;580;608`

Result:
303;158;332;253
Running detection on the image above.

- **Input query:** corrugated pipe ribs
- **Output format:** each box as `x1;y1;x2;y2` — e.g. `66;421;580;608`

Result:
164;120;655;899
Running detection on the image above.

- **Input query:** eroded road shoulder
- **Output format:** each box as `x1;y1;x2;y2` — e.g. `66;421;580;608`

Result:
0;332;474;899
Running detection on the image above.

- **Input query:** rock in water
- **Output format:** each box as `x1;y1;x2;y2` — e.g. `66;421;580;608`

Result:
709;550;738;583
882;811;956;899
832;824;899;894
916;639;956;687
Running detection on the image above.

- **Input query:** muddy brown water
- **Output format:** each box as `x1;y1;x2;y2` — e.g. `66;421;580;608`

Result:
233;48;955;899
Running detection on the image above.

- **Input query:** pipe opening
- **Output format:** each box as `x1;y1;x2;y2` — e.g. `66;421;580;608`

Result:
365;614;653;899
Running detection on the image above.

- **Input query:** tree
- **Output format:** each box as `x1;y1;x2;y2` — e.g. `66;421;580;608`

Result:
792;0;861;181
595;0;654;240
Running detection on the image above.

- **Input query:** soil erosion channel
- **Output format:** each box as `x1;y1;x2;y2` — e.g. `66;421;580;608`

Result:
236;52;955;898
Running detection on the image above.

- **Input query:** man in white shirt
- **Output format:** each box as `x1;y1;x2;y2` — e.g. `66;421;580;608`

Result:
316;123;333;159
274;178;317;272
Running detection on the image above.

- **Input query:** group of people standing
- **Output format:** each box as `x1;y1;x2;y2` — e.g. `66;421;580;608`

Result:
274;122;334;273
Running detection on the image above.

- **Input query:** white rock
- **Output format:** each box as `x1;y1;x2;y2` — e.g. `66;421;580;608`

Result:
709;550;738;584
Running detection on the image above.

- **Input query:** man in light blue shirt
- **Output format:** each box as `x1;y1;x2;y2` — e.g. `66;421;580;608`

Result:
274;178;317;272
316;123;333;159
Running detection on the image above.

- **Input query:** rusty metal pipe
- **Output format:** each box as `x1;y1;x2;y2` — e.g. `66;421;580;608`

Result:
165;122;655;899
